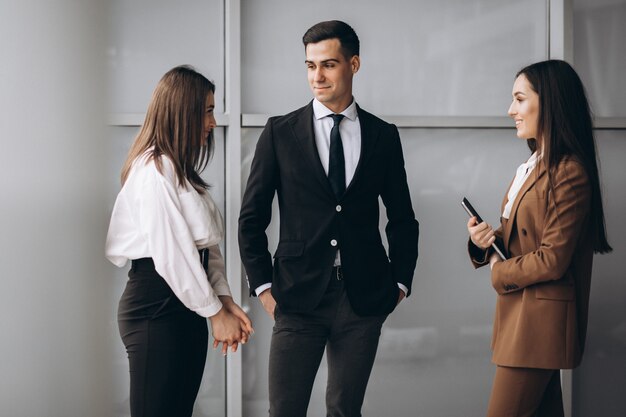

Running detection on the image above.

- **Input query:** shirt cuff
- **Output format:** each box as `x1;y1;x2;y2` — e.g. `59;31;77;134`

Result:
397;283;408;296
255;282;272;297
194;298;224;318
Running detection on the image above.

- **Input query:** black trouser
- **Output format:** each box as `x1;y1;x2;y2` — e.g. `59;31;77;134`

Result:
118;258;208;417
269;268;388;417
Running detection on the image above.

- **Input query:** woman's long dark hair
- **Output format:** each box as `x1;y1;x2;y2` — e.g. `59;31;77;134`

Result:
518;59;611;253
121;65;215;193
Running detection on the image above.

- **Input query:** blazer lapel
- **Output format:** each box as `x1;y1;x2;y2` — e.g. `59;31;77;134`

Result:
345;105;381;195
502;162;546;251
288;102;336;198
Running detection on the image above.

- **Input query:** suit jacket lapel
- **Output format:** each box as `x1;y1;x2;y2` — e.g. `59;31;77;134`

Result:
288;102;336;198
345;105;381;195
502;162;546;251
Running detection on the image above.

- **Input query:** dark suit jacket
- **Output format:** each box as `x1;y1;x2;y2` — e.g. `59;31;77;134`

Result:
469;157;594;369
239;102;419;316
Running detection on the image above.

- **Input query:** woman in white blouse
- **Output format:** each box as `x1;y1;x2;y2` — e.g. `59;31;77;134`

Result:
106;66;253;417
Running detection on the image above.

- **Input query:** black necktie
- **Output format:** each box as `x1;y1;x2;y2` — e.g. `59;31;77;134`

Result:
328;114;346;198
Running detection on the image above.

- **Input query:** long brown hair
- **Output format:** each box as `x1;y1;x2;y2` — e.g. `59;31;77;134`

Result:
518;60;612;254
121;65;215;193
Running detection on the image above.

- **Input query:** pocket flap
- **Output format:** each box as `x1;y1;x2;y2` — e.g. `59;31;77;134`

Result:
274;241;305;258
535;284;574;301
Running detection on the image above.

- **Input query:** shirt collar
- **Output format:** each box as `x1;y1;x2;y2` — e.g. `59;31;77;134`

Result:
313;98;358;121
525;151;540;168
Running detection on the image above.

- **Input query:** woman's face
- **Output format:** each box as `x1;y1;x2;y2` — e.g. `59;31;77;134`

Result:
508;74;540;141
203;91;216;144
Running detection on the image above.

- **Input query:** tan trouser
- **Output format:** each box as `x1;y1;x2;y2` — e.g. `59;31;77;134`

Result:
487;365;564;417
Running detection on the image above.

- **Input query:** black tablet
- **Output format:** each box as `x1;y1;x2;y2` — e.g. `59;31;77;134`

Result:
461;197;507;260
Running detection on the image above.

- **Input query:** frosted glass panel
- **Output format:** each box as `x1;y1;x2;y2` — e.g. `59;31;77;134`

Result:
572;130;626;417
365;128;529;416
241;127;535;416
108;0;224;113
573;0;626;117
240;128;279;416
106;126;226;417
241;0;547;116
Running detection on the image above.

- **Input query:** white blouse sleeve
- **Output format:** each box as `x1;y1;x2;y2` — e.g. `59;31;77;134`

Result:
135;160;223;317
207;244;232;297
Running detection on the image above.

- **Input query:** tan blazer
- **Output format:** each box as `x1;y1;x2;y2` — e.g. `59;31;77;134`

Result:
470;157;593;369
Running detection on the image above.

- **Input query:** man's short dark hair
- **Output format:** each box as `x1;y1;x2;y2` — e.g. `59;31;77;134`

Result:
302;20;360;58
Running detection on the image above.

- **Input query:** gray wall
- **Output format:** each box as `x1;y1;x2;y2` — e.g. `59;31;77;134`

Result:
0;1;112;416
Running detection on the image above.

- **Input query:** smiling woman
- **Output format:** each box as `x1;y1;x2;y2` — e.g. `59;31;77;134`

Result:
467;59;612;417
508;74;540;140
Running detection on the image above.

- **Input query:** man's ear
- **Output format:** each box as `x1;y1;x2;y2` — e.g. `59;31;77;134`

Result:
350;55;360;74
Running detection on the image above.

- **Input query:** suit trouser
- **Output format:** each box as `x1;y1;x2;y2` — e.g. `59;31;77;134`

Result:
268;269;388;417
487;365;564;417
118;258;208;417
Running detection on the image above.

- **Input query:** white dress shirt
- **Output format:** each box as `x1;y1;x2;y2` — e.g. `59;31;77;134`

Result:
312;98;361;186
503;151;540;219
255;99;408;297
105;151;231;317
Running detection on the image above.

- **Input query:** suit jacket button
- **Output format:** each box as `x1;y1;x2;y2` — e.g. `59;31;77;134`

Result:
336;205;342;212
330;239;338;247
521;228;528;236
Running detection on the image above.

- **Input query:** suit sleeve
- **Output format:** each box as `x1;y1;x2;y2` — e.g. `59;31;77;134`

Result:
238;118;279;296
380;125;419;296
491;160;591;294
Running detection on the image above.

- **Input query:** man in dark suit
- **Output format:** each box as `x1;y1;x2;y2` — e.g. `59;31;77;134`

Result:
238;20;419;417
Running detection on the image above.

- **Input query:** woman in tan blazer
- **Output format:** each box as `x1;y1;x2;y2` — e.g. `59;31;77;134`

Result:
467;60;612;417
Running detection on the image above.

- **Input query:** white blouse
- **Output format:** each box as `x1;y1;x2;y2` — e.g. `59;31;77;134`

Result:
105;152;231;317
503;151;540;219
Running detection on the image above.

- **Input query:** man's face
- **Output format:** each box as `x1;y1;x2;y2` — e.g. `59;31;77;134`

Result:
305;38;359;113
